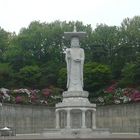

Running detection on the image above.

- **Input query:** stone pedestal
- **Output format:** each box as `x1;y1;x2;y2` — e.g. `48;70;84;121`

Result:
55;91;96;129
42;91;110;139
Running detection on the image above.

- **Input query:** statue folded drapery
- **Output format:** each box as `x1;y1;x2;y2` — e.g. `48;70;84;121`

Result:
66;47;85;91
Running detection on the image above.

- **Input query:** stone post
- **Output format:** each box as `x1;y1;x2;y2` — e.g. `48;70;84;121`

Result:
56;110;60;129
81;109;86;128
66;109;71;128
92;110;96;129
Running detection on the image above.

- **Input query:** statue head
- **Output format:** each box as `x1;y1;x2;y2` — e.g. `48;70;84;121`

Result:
64;25;86;48
71;37;80;48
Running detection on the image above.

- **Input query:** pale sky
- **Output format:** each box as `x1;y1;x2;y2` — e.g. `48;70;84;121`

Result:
0;0;140;33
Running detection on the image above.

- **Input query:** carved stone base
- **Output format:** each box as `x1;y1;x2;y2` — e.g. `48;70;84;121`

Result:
42;90;110;139
56;91;96;108
63;91;89;98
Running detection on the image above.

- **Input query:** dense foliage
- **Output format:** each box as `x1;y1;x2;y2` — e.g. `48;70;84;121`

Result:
0;16;140;105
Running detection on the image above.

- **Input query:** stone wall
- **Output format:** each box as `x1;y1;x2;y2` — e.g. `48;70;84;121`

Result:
96;103;140;133
0;104;55;134
0;103;140;133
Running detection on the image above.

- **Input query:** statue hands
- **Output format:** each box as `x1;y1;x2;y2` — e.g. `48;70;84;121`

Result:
66;49;71;58
74;59;81;62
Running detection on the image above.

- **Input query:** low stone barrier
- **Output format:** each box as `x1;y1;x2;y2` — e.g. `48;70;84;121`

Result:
0;103;140;134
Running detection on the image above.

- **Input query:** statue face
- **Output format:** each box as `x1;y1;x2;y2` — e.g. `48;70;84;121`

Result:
71;37;80;48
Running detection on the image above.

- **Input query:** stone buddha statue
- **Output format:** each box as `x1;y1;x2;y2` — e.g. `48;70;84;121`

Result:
65;35;84;91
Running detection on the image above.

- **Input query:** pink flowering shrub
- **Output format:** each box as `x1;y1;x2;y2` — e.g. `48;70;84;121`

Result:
130;90;140;101
104;83;117;93
42;88;52;97
29;90;38;103
0;86;63;106
30;95;37;103
1;85;139;106
0;88;38;104
15;96;23;103
95;82;140;105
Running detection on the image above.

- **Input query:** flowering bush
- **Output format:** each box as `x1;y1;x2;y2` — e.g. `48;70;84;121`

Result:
130;89;140;101
0;88;10;102
94;83;140;105
0;87;62;106
42;88;52;97
1;84;140;106
105;83;117;93
15;96;23;103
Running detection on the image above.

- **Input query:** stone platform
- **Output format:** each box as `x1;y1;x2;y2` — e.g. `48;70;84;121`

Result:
42;91;110;139
55;91;97;129
1;133;140;140
42;128;110;139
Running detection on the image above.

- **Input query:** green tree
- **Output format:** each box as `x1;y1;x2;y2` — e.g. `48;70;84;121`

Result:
84;24;122;78
6;20;93;88
2;17;140;90
0;27;10;62
90;24;120;64
115;16;140;81
57;67;67;89
0;63;13;87
119;52;140;87
120;16;140;63
17;65;41;88
119;63;136;87
84;62;112;93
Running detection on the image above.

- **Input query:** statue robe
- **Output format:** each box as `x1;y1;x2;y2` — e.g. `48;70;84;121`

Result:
65;48;85;91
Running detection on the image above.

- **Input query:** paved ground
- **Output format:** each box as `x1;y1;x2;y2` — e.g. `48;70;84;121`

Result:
0;133;140;140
